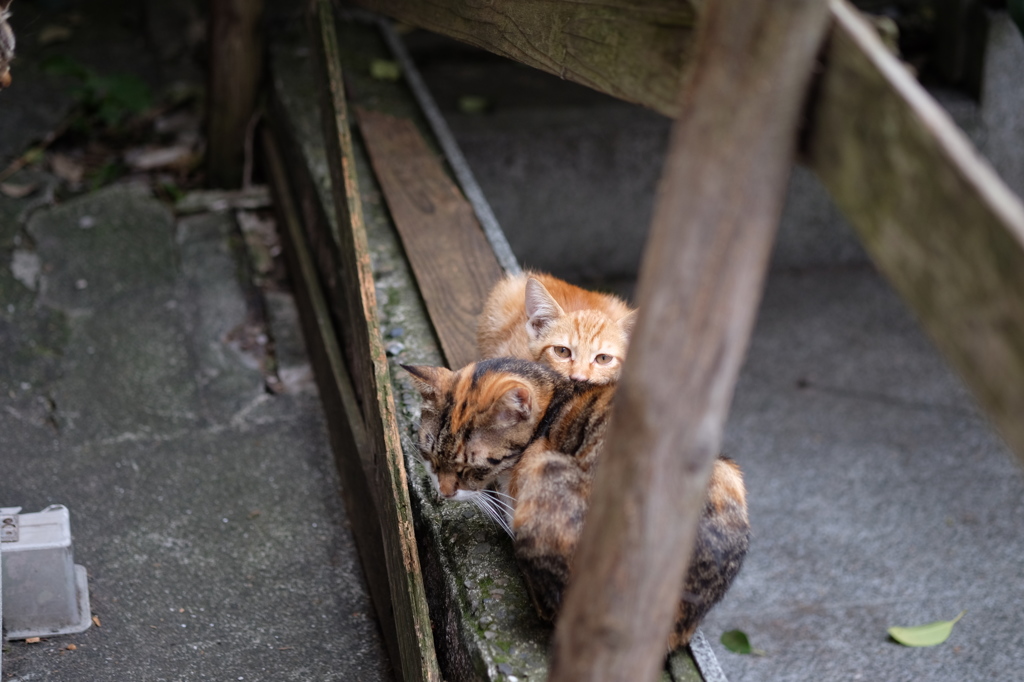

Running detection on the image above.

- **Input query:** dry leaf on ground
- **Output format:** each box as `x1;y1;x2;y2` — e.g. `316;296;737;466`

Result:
124;145;193;171
0;182;37;198
50;153;84;185
39;25;72;46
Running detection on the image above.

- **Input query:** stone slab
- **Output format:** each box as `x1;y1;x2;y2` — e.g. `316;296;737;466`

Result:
703;268;1024;681
0;185;393;681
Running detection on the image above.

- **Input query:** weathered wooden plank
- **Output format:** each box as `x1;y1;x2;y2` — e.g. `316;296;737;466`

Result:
260;124;403;670
549;1;831;681
376;21;523;276
807;0;1024;464
206;0;264;188
356;108;505;369
349;0;696;118
311;2;442;681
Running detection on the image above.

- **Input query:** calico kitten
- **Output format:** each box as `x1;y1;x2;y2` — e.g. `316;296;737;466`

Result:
477;271;637;384
404;357;749;647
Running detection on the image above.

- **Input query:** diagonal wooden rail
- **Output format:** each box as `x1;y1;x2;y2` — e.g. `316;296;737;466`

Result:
807;0;1024;463
351;0;1024;469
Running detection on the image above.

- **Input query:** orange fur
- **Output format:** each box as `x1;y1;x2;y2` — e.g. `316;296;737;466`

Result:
477;271;636;384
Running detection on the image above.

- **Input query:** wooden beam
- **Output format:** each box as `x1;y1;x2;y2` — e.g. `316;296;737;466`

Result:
548;1;831;681
355;108;505;369
348;0;696;118
310;2;442;681
207;0;264;188
806;0;1024;464
260;125;402;671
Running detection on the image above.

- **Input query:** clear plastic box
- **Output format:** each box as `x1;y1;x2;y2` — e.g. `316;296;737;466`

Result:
0;504;92;640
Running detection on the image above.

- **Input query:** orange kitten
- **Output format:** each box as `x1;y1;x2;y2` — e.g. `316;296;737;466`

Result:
477;272;636;384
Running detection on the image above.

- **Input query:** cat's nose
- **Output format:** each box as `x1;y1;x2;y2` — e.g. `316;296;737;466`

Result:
438;476;459;498
570;372;589;382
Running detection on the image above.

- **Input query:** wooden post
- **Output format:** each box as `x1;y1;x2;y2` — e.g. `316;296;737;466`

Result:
207;0;264;188
547;1;830;681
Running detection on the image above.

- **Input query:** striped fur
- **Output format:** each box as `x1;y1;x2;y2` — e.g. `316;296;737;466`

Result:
403;358;750;647
477;271;637;384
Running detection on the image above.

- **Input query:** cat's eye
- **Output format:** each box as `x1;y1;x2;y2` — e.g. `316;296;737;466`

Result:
594;354;613;365
552;346;572;359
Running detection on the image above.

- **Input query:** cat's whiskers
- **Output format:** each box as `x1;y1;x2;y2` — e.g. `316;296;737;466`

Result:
468;491;515;538
485;489;516;503
477;489;512;516
482;494;515;537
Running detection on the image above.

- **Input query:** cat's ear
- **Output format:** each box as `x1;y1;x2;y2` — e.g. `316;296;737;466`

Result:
525;277;564;340
490;382;533;429
618;309;639;338
402;364;452;402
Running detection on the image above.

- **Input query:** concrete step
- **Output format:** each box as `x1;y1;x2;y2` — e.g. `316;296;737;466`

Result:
0;182;393;681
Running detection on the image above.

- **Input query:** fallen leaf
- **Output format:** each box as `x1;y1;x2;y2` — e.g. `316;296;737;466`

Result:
888;611;965;647
25;636;41;644
458;95;491;115
124;145;193;171
21;147;46;166
0;182;38;198
39;25;73;46
369;59;400;81
65;644;77;651
50;153;84;185
92;615;102;627
720;629;752;654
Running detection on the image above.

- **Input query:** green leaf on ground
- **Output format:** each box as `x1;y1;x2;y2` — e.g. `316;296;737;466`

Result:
457;95;490;115
888;611;965;647
721;629;753;654
41;55;151;128
369;59;401;81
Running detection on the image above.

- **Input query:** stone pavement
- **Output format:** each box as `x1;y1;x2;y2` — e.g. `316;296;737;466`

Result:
0;183;393;681
705;268;1024;681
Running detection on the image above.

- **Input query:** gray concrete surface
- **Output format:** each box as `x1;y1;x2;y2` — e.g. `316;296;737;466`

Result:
0;183;393;681
706;269;1024;681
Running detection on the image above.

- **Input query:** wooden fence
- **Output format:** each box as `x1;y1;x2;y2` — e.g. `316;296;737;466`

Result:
254;0;1024;680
